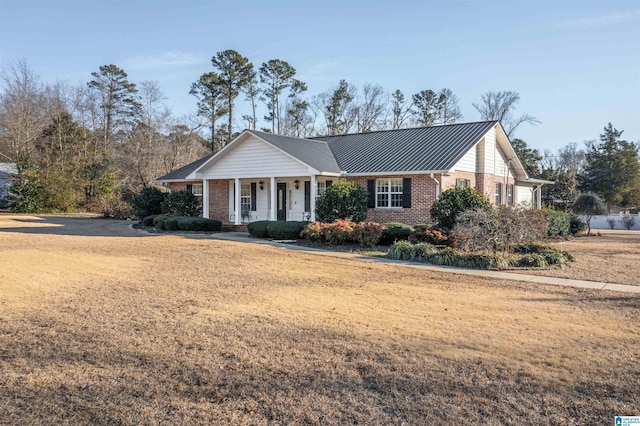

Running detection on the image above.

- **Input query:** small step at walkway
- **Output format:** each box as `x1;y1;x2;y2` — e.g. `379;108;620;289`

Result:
209;232;640;294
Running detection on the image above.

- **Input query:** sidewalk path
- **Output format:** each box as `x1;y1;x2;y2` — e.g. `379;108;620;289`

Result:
208;232;640;294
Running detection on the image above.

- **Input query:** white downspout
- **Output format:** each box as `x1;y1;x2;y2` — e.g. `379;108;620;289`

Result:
430;173;440;198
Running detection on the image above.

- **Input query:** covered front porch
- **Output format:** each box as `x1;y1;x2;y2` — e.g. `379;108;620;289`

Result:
202;176;336;225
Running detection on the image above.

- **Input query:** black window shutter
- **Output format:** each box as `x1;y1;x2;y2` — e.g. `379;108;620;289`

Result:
326;180;333;187
367;179;376;208
250;182;257;211
186;184;193;193
304;181;311;212
402;178;412;208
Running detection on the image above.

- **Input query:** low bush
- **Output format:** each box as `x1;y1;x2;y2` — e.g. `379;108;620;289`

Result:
380;222;414;245
300;221;325;242
166;216;222;232
622;215;636;230
247;220;270;238
351;221;385;247
408;228;448;245
142;214;159;226
266;221;309;240
543;209;571;237
153;214;174;230
323;219;355;245
161;190;201;217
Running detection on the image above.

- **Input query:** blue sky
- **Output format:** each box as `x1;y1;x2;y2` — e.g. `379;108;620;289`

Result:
1;0;638;152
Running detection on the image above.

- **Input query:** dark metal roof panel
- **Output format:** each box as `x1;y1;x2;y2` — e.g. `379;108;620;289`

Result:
249;130;341;173
156;154;214;181
312;121;498;174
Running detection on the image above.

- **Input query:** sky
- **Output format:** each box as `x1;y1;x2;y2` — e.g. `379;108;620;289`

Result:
1;0;638;153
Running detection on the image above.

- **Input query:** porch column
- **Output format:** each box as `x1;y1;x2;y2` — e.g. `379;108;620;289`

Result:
536;185;542;209
310;174;317;222
202;179;209;218
234;178;241;225
270;177;277;221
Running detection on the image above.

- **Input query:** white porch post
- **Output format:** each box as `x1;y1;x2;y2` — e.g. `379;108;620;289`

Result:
202;179;209;218
536;185;542;209
310;174;317;222
270;177;277;221
234;178;241;225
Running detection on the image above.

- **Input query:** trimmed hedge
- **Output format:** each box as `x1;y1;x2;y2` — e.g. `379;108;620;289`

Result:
380;222;414;245
142;214;160;226
153;214;174;230
247;220;270;238
155;215;222;232
248;220;309;240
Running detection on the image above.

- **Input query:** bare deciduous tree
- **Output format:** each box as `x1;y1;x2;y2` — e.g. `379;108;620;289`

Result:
472;90;539;137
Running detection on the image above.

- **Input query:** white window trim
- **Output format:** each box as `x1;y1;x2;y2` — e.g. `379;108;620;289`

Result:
376;178;403;209
192;183;203;196
494;182;503;205
316;181;326;198
240;183;251;211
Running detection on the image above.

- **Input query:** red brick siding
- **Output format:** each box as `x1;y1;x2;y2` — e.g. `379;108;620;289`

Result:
440;171;476;191
208;180;229;221
346;175;439;225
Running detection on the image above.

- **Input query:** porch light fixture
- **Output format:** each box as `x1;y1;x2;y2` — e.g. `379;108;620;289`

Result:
294;180;300;189
259;181;264;190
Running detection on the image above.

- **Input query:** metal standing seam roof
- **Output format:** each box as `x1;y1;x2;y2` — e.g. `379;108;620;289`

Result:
249;130;341;173
312;121;499;174
156;121;501;181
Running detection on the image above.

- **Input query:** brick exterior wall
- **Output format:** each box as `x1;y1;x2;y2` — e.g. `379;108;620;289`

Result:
208;180;229;222
346;174;439;225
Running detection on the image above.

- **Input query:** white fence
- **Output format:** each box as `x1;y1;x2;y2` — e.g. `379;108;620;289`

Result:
586;213;640;230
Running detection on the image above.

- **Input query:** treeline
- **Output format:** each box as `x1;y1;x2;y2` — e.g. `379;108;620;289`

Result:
513;123;640;211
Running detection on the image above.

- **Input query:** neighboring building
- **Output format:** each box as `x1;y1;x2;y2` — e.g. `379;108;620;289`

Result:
0;163;17;208
156;121;550;225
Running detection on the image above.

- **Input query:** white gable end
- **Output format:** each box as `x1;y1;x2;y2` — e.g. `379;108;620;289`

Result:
197;135;316;179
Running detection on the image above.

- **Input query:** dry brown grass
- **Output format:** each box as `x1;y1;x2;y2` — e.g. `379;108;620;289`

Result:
514;229;640;286
0;215;638;425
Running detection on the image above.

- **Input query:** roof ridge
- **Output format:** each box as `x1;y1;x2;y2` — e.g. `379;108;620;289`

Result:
247;129;330;145
310;120;499;139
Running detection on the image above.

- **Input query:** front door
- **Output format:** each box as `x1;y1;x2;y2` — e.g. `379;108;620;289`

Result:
277;183;287;221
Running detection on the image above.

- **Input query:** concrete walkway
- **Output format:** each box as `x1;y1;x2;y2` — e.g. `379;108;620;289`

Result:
208;232;640;294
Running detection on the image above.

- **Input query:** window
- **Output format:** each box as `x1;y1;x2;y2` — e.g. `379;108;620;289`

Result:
507;184;514;206
494;182;503;205
240;183;251;211
189;183;203;196
316;181;326;197
456;178;470;188
376;178;403;208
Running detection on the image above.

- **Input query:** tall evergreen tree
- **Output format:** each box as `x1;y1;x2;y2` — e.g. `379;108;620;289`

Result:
578;123;640;207
211;50;254;145
511;138;542;176
259;59;296;134
189;72;227;152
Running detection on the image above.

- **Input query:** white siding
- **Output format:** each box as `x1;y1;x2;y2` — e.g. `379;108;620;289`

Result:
480;127;514;178
483;127;496;174
494;146;514;178
200;135;314;179
517;185;533;207
452;144;476;172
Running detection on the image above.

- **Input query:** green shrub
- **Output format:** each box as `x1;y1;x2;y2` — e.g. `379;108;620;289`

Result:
315;179;368;223
543;208;571;237
131;187;166;219
323;219;356;245
300;222;326;242
169;217;222;231
142;214;159;226
380;222;414;245
266;221;308;240
387;240;414;260
161;189;201;217
247;220;270;238
164;216;181;230
430;186;490;230
153;214;174;230
408;228;448;245
352;222;385;247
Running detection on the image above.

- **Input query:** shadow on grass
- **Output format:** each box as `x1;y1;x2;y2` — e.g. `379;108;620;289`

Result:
0;215;153;238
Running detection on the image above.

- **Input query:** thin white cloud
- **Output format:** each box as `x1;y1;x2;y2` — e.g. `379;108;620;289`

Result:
122;51;205;71
556;11;639;29
298;61;340;81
